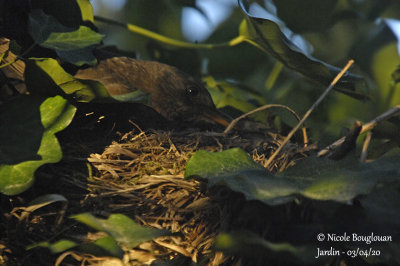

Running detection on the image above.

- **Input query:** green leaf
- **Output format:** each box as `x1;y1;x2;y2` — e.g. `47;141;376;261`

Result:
40;26;102;51
25;58;109;102
238;0;368;99
184;148;400;205
371;43;400;108
28;9;102;65
185;148;299;205
56;46;97;66
0;96;76;195
77;0;95;23
27;236;124;258
29;9;102;51
27;240;78;253
71;213;170;248
185;148;264;179
214;231;318;264
79;236;124;258
204;76;265;114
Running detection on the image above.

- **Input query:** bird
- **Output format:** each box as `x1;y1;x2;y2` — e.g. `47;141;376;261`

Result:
74;56;231;129
0;37;231;130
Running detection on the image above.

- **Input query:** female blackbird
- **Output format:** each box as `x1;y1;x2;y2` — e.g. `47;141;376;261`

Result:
75;57;231;128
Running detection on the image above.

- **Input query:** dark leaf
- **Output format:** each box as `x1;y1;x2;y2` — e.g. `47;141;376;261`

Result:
57;46;97;66
28;9;102;65
185;148;400;205
32;0;93;27
20;194;68;220
214;231;319;264
238;0;368;99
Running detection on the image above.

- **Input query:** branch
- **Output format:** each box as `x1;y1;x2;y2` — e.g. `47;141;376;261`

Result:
94;16;245;49
223;104;308;146
318;104;400;157
265;60;355;167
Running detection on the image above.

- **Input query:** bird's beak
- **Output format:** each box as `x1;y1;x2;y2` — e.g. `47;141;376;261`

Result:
202;108;232;127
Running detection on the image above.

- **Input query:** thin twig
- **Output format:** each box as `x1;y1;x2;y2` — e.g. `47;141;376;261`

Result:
318;104;400;157
265;60;355;167
359;104;400;133
360;132;372;163
223;104;308;146
0;42;36;69
153;239;193;258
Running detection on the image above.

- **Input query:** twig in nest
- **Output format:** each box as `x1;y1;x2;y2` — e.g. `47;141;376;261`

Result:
265;59;355;167
223;104;308;146
326;121;362;160
360;132;372;163
0;40;36;69
153;239;193;260
318;104;400;157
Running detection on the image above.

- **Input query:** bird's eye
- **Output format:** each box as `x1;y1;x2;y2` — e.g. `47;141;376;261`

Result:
185;86;199;97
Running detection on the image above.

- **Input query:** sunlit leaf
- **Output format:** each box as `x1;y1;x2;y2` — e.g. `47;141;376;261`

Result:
0;96;76;195
72;213;170;248
185;148;263;178
77;0;95;23
25;58;109;102
204;76;265;114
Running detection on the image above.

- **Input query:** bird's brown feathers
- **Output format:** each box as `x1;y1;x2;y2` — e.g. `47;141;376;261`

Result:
75;57;229;125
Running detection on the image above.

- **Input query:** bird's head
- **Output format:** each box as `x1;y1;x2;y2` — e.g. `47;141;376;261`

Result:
148;64;230;127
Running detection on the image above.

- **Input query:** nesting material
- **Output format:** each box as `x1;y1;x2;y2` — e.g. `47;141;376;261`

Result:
86;129;316;264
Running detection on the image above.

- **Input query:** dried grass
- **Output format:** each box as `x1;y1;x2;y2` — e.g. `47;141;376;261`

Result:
81;129;316;264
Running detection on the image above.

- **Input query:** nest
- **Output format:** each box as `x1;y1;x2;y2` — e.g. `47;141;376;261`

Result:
83;129;316;265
